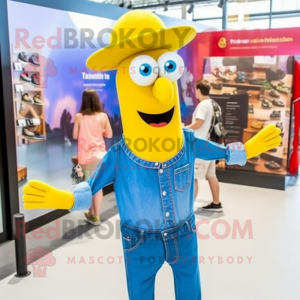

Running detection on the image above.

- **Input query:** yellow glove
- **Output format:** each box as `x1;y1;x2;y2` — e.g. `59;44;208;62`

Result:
23;180;74;210
244;124;281;159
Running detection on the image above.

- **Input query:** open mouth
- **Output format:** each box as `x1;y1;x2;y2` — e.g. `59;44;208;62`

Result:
137;107;175;127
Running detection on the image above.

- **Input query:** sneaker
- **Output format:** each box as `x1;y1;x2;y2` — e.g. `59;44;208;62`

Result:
84;212;101;225
16;119;27;127
18;52;29;64
269;89;279;98
270;110;281;119
31;74;40;85
26;119;34;126
33;131;45;140
248;104;254;114
247;156;260;164
23;128;35;138
211;83;223;90
21;93;33;103
20;72;32;82
33;94;44;105
29;54;40;66
201;202;223;212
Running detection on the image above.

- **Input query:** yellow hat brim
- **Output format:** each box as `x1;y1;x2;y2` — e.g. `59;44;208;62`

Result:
86;25;196;71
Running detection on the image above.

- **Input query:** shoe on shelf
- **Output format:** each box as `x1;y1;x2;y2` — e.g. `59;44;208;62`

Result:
16;119;27;127
272;99;285;107
268;148;278;152
20;72;32;82
201;202;223;212
84;212;101;225
21;93;33;103
29;54;40;66
248;104;254;114
270;110;281;119
33;131;45;140
23;128;35;138
18;52;29;64
32;118;41;126
25;119;34;126
265;161;281;170
211;83;223;90
276;122;283;131
235;72;246;83
31;74;40;85
33;94;44;105
261;99;272;109
247;156;260;164
251;121;264;130
249;79;263;85
269;89;280;98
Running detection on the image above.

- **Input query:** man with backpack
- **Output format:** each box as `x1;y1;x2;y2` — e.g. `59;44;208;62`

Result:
185;79;224;212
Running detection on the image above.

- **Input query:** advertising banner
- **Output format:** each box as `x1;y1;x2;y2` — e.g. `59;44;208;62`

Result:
183;27;300;176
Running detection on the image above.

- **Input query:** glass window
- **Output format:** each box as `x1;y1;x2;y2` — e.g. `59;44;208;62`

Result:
155;6;183;19
196;18;222;29
228;19;270;30
193;3;223;20
227;0;271;15
272;0;300;12
271;16;300;28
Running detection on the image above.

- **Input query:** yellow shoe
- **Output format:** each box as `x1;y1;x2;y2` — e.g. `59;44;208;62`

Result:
251;121;264;130
84;212;101;226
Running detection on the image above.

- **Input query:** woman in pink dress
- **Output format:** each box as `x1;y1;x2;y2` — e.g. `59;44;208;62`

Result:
73;89;112;225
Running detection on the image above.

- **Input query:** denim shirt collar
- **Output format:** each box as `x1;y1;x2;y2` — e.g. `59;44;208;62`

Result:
119;130;189;169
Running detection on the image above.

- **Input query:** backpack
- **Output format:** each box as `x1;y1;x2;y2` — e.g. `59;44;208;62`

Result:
208;99;227;145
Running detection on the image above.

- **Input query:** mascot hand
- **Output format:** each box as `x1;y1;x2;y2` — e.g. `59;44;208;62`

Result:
244;124;281;159
23;180;74;210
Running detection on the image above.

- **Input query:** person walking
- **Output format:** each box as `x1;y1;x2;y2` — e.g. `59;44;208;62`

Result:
185;79;222;212
73;89;113;224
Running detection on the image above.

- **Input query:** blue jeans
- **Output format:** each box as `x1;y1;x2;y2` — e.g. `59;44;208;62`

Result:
121;214;201;300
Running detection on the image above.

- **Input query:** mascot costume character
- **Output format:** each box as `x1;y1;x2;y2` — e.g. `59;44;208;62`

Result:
23;10;281;300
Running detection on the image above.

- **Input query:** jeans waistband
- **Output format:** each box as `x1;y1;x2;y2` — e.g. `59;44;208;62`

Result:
120;213;195;240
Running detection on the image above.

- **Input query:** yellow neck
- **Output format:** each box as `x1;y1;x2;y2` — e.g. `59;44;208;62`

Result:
124;127;184;162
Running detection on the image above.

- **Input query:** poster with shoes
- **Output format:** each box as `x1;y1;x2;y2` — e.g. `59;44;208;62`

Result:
203;55;293;175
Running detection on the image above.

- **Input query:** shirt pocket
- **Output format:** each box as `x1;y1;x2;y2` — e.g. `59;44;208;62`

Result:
174;164;190;192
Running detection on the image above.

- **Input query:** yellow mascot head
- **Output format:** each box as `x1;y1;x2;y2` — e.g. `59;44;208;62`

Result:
87;10;196;162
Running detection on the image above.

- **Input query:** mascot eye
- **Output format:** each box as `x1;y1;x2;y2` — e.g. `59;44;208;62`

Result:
157;52;184;82
129;55;158;86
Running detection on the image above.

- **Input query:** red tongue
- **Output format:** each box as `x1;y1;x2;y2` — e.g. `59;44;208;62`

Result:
150;122;167;127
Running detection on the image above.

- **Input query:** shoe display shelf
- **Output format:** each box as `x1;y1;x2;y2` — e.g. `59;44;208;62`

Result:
10;44;47;146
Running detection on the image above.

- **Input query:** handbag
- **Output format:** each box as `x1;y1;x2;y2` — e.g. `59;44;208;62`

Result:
71;164;85;185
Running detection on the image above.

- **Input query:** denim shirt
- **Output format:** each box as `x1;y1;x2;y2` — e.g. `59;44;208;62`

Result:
70;128;246;230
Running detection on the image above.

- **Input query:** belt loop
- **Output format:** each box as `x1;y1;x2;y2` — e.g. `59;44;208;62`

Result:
140;230;144;242
185;221;191;232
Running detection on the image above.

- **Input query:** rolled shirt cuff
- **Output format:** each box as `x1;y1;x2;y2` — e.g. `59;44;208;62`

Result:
226;142;247;166
69;182;92;212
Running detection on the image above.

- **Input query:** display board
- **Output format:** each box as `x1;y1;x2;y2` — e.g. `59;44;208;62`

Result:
180;27;300;180
7;1;198;220
203;55;293;175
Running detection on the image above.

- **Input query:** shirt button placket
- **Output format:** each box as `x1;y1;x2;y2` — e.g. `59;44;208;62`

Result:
159;163;174;229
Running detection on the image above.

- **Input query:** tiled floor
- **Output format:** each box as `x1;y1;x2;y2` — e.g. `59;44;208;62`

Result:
1;179;300;300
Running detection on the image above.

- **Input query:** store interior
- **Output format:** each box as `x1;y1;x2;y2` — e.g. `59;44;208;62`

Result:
1;0;300;299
